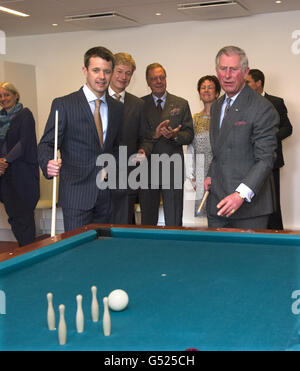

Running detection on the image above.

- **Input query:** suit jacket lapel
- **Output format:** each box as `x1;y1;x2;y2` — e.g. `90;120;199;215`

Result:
105;94;114;150
210;96;223;153
214;86;249;156
124;92;134;120
145;94;161;127
163;92;172;117
77;87;100;140
77;87;94;122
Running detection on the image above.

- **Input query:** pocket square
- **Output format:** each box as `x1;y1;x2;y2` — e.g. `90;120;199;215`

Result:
234;121;247;126
169;107;181;116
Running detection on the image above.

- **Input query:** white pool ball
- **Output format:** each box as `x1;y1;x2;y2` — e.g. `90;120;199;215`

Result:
108;289;129;311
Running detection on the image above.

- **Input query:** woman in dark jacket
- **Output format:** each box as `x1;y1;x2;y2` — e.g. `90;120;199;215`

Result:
0;82;40;246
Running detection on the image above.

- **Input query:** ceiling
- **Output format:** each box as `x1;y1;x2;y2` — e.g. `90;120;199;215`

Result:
0;0;300;37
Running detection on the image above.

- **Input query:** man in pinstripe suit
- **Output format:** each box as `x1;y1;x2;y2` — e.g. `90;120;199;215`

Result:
38;47;123;232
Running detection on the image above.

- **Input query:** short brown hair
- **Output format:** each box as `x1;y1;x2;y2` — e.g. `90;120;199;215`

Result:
84;46;115;69
197;75;221;96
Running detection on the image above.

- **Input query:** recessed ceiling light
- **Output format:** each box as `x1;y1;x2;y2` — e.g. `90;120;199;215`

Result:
155;12;162;16
275;0;282;4
52;23;59;27
0;5;30;17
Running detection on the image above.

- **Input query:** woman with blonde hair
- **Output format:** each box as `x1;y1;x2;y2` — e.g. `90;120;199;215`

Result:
0;82;39;246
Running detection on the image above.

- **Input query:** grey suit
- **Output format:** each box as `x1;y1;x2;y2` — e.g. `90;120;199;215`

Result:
38;88;123;231
207;84;279;228
140;92;194;226
111;91;145;224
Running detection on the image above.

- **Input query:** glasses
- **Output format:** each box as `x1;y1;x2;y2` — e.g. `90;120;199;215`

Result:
149;75;166;82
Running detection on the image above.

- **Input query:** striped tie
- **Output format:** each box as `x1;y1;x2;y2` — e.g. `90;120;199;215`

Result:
114;93;121;102
224;97;232;118
156;99;163;112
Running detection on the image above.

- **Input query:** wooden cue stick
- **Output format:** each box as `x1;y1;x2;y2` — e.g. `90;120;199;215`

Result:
51;110;59;237
196;190;209;215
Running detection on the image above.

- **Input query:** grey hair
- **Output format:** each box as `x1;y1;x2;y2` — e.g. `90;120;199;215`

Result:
215;46;249;72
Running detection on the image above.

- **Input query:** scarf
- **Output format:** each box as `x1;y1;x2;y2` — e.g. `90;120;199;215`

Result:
0;103;23;140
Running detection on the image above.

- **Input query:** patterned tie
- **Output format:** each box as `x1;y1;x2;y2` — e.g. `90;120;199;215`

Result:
114;93;121;102
220;97;232;128
224;97;232;118
156;99;163;113
94;99;104;149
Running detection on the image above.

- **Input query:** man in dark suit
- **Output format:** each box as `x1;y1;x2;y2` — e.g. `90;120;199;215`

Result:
108;52;145;224
138;63;194;226
38;46;123;232
246;69;293;230
204;46;279;229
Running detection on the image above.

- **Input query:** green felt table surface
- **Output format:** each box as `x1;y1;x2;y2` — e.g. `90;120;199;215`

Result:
1;227;300;351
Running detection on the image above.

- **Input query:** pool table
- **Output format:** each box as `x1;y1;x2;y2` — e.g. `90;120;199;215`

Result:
1;224;300;351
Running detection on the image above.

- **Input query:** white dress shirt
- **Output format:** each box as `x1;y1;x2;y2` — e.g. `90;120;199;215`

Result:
108;86;125;103
82;84;108;142
152;92;167;110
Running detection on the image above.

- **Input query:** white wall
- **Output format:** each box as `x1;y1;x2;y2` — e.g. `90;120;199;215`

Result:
0;10;299;229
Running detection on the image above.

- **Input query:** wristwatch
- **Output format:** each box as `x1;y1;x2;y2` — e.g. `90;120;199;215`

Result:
236;191;246;200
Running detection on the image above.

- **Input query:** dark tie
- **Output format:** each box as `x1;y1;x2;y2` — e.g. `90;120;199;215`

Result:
156;99;163;112
224;97;232;118
220;97;231;128
94;99;104;149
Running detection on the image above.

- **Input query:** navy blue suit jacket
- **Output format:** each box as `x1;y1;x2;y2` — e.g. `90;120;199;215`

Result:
38;88;123;210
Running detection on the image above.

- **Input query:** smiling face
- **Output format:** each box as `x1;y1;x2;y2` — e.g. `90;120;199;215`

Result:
199;79;219;104
110;63;134;93
146;67;167;98
216;53;249;97
82;56;113;98
0;87;19;111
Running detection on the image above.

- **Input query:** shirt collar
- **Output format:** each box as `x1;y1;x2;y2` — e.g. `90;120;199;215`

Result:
152;92;167;104
83;84;107;104
108;86;125;102
224;88;242;106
